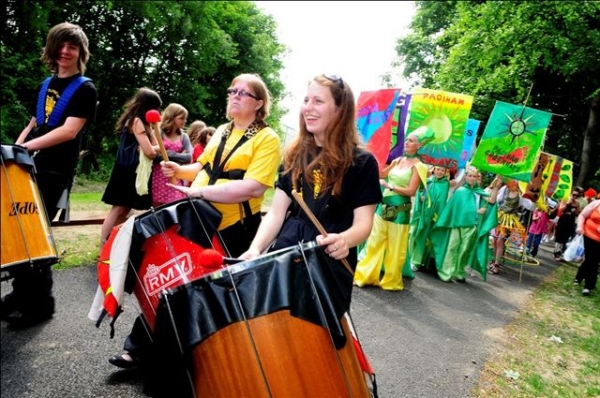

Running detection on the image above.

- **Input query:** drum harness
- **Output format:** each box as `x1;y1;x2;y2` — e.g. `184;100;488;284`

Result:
202;120;267;257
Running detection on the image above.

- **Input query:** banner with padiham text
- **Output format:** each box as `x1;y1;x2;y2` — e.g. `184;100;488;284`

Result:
406;88;473;173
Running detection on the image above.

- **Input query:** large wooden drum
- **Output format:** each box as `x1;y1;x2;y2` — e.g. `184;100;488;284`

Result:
1;144;57;280
147;242;370;398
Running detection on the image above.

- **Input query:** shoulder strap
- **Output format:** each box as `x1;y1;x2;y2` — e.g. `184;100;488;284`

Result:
37;76;91;127
207;134;251;185
36;77;53;124
206;120;267;185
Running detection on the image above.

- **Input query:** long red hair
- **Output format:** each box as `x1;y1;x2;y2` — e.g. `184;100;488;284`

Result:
282;75;362;196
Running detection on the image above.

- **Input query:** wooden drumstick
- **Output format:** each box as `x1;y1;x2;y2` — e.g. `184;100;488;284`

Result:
291;189;354;276
145;109;176;184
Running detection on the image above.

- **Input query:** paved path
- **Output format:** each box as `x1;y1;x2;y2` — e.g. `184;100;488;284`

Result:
1;244;560;397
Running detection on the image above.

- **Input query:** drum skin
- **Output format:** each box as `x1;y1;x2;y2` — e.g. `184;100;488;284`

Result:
1;144;57;272
192;309;370;398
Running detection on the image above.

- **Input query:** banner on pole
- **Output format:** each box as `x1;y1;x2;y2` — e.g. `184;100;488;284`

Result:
406;88;473;173
543;154;573;201
470;101;551;182
458;119;480;169
356;89;401;170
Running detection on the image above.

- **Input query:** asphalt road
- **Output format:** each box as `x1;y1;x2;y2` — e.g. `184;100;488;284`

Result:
1;243;560;398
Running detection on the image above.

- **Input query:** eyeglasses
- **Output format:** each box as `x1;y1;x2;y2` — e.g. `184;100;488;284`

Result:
323;73;344;88
227;88;259;100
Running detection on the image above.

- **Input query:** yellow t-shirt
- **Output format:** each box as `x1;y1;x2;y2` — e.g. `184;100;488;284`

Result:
194;123;281;229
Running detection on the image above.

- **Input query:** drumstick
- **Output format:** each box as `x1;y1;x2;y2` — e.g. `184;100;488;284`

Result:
145;109;176;184
291;189;354;276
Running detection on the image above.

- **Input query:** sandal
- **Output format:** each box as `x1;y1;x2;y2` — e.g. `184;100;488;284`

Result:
488;263;500;275
108;352;140;369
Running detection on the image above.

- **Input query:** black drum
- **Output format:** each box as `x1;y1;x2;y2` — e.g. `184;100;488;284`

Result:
143;242;369;398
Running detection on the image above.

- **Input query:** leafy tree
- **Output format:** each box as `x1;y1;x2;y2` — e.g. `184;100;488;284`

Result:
394;1;600;188
1;0;287;178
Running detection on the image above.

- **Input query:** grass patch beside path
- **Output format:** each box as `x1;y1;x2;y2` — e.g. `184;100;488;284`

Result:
474;261;600;397
52;178;107;269
53;182;273;269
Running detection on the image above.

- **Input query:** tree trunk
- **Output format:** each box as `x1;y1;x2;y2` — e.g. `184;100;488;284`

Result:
576;92;600;187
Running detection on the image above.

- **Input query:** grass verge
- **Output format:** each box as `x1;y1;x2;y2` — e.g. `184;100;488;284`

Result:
52;183;274;270
474;261;600;397
52;180;107;270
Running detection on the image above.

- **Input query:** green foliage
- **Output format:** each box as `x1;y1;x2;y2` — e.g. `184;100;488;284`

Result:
1;0;287;175
394;1;600;187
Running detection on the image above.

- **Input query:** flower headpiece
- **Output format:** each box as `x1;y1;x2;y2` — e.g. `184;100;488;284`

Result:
410;126;436;147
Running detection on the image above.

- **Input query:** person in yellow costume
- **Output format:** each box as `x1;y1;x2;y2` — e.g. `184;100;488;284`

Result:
354;126;432;290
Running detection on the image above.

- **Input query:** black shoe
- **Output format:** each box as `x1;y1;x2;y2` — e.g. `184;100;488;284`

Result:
109;353;141;369
1;295;19;321
5;311;53;330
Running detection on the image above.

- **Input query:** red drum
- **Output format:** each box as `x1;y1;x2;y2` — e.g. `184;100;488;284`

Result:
148;242;370;398
128;198;224;329
1;144;58;280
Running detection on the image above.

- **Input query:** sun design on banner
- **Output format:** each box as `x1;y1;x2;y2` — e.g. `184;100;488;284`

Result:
499;111;538;144
406;88;473;173
470;101;552;182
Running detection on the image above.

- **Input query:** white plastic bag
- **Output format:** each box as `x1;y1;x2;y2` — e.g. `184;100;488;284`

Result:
563;234;585;263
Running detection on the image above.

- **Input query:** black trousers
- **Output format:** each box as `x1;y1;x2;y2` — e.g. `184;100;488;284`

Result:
216;211;262;257
575;235;600;290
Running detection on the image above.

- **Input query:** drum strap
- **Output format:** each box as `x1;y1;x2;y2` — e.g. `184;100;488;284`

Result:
204;120;267;223
35;75;91;128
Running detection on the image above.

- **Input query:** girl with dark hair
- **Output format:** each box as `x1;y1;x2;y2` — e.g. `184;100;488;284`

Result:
100;87;162;243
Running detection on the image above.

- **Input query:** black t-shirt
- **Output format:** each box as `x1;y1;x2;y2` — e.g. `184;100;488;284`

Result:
273;147;383;267
27;74;97;175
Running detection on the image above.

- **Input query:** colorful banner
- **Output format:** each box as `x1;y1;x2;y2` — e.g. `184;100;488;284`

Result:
470;101;552;182
406;88;473;173
458;119;480;169
518;152;574;209
543;154;573;201
519;152;551;206
356;89;401;170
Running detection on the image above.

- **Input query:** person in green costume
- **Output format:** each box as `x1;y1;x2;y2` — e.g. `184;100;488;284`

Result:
354;126;431;291
430;168;502;282
409;166;464;273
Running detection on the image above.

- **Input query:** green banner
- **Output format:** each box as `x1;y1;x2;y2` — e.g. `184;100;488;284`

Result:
470;101;551;182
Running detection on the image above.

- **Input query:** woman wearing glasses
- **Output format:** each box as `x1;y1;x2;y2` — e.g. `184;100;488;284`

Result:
161;73;281;257
239;74;381;272
108;73;281;370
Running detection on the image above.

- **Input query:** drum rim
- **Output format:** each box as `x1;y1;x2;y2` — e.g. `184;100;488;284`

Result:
160;240;321;297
